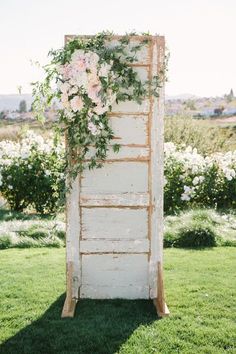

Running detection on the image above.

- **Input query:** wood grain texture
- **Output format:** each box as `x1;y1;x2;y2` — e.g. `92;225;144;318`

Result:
154;262;170;317
149;37;165;299
112;99;149;114
80;254;149;299
65;176;81;299
61;261;77;318
86;146;149;161
80;192;149;207
110;115;148;145
82;208;148;240
80;239;149;253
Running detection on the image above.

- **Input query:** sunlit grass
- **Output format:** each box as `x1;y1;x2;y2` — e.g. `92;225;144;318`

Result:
0;248;235;353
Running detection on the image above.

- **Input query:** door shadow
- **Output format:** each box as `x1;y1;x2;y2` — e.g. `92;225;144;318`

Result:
0;294;158;354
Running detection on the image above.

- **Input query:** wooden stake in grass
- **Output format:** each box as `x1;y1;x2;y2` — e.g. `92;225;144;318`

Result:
153;262;170;317
61;262;77;318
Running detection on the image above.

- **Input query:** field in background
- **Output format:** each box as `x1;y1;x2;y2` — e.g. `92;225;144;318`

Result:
1;114;236;155
0;119;55;141
165;115;236;154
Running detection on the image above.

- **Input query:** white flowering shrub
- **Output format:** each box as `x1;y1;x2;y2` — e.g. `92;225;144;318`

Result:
0;131;65;213
164;143;236;214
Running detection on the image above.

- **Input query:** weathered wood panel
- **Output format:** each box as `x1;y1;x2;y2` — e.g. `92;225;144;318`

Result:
80;239;149;253
82;208;148;239
112;99;149;114
110;115;148;145
80;192;149;207
87;146;149;161
80;254;149;299
65;176;81;299
149;37;165;299
81;162;148;194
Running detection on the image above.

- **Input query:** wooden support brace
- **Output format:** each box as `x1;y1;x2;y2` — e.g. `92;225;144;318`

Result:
153;261;170;317
61;261;78;318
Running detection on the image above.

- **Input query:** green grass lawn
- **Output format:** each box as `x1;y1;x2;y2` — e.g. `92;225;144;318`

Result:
0;248;235;354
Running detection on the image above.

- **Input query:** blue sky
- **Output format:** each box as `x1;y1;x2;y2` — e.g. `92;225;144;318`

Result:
0;0;235;97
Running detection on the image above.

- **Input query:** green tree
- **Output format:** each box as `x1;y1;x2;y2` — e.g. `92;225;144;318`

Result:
19;100;27;113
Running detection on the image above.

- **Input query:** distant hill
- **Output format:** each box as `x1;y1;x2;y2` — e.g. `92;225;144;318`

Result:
0;94;33;111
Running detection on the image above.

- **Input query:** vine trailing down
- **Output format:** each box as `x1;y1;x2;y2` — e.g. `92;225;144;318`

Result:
32;32;164;180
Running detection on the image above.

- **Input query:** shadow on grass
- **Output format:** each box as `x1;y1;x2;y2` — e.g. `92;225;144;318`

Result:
0;294;158;354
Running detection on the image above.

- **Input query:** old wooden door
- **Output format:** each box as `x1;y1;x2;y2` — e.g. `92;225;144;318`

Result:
62;35;168;317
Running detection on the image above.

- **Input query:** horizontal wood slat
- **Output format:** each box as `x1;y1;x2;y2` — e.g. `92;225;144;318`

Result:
80;239;149;253
81;162;148;194
81;207;148;239
86;146;149;161
112;99;149;114
80;192;149;207
110;115;148;145
80;254;149;299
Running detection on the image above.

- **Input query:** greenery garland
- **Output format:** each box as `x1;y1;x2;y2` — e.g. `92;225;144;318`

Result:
32;32;164;180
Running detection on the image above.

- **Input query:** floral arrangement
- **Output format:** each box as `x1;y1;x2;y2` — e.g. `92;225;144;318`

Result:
32;32;162;179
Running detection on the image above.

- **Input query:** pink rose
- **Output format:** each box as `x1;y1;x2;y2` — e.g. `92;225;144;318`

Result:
60;64;73;80
75;59;86;72
87;73;101;103
85;52;99;68
87;83;102;103
93;104;108;115
70;96;84;112
59;82;70;94
71;50;88;72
